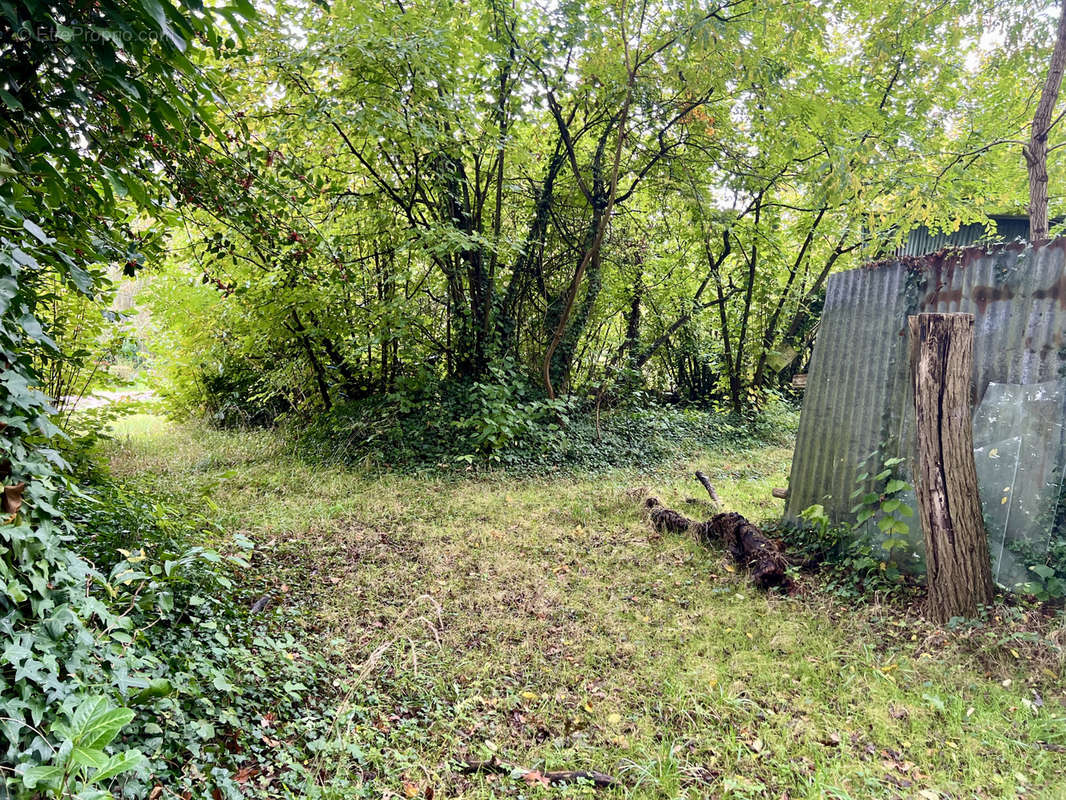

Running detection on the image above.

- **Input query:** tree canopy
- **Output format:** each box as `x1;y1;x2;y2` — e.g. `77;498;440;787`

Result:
143;0;1066;431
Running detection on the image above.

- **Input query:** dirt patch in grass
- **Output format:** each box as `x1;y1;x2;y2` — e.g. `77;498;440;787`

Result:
106;418;1066;799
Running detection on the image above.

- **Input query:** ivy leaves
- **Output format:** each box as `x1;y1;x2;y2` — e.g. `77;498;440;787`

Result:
0;0;257;792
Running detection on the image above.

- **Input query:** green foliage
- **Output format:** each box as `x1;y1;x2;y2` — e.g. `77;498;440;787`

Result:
1009;536;1066;601
1002;473;1066;601
3;462;322;799
0;0;258;793
145;0;1062;423
452;365;574;458
297;381;797;472
791;455;920;600
795;451;1066;605
57;480;342;799
1023;563;1066;601
791;503;908;601
17;696;144;800
848;456;917;565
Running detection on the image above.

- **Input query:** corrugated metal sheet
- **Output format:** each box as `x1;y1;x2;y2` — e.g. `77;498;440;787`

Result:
898;216;1029;257
787;239;1066;533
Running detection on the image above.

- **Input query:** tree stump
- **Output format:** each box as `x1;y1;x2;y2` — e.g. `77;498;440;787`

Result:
908;313;994;622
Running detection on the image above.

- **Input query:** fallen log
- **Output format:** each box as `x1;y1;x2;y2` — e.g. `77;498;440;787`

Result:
457;756;617;789
707;511;790;590
643;474;790;590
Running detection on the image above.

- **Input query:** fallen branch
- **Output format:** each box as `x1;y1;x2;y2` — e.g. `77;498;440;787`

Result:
694;470;720;505
457;756;617;789
643;473;790;590
1035;741;1066;753
708;511;790;590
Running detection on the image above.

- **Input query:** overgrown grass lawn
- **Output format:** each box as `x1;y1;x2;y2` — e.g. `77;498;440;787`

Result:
107;416;1065;799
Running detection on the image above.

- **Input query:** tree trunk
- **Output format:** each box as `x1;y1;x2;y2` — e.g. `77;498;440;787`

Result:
731;198;761;412
908;313;993;623
1025;0;1066;242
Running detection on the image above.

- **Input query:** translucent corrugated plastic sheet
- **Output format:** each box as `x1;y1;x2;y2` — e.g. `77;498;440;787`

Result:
972;382;1066;586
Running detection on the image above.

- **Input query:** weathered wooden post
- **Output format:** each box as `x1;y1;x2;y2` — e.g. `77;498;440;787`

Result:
908;313;994;622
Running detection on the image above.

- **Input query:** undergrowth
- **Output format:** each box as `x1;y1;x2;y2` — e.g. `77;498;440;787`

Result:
291;388;799;473
95;414;1066;799
45;478;342;798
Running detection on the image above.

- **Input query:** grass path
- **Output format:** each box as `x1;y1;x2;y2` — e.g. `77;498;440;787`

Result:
107;416;1065;799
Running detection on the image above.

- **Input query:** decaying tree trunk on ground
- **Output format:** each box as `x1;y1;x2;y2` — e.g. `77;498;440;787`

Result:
709;511;791;589
643;473;789;589
908;313;994;623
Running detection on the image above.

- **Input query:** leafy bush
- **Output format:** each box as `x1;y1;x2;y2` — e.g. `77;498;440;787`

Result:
3;388;340;798
293;376;798;473
786;454;920;600
0;360;147;796
848;455;918;569
790;450;1066;605
18;696;144;800
51;481;342;799
0;0;258;796
1009;533;1066;602
1002;471;1066;601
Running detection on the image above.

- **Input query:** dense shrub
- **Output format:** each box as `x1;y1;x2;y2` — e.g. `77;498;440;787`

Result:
50;480;341;799
786;454;1066;606
783;455;921;602
294;377;799;472
0;0;263;795
1008;525;1066;601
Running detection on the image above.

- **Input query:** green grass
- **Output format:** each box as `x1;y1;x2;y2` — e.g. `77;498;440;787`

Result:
104;415;1066;799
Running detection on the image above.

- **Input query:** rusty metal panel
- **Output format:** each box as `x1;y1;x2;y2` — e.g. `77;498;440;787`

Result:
786;239;1066;533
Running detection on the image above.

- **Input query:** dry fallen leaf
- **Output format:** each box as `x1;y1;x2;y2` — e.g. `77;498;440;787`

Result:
402;781;420;798
889;704;909;720
521;771;551;787
2;481;26;516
